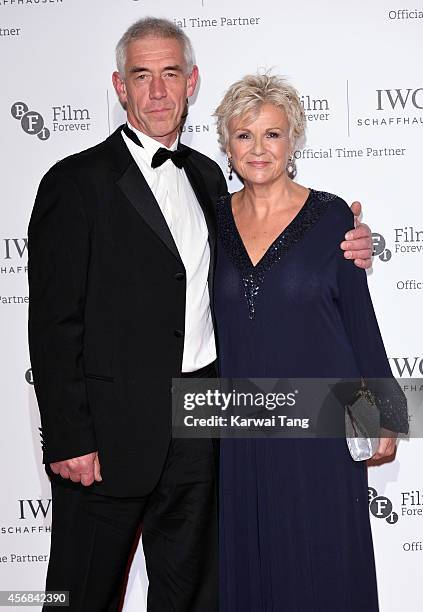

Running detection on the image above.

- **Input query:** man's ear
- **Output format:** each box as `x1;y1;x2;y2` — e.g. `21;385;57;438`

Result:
187;65;199;98
112;71;128;107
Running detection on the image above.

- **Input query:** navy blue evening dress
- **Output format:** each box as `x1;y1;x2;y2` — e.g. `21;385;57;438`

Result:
214;189;405;612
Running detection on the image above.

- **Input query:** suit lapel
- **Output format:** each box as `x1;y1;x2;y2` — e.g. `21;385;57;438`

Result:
117;163;183;265
109;127;217;276
110;127;183;265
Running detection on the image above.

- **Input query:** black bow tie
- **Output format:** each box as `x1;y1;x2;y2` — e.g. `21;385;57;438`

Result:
121;124;190;169
151;147;190;169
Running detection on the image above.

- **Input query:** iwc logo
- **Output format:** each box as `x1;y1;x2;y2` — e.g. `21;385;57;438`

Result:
372;232;392;262
19;498;51;520
368;487;398;524
389;357;423;377
0;498;51;537
11;101;50;140
1;237;28;275
356;87;423;128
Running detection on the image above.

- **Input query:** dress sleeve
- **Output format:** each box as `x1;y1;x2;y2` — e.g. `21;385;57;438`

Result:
335;205;408;434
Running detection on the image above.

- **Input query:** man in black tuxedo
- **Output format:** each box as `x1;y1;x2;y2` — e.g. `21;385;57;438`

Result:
28;17;372;612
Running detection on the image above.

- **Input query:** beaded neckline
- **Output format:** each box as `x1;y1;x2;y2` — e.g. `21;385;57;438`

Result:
217;189;336;319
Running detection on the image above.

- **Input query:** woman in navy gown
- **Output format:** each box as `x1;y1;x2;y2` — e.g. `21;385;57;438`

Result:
213;74;408;611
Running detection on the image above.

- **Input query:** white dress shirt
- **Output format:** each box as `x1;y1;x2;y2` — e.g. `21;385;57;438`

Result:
122;122;216;372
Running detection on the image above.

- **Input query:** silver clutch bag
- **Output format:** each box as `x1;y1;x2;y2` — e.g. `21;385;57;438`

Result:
345;383;380;461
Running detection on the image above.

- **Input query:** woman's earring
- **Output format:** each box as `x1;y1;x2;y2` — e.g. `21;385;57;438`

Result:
286;155;297;179
227;156;233;181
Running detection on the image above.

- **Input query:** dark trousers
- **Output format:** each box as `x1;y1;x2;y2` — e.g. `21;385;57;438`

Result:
43;366;218;612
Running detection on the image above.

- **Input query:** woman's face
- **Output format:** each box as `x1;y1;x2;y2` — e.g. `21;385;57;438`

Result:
227;103;292;186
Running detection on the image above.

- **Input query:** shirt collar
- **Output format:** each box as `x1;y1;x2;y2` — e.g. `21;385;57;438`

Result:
126;121;178;164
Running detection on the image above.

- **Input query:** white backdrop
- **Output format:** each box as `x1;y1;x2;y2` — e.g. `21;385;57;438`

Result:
1;1;422;610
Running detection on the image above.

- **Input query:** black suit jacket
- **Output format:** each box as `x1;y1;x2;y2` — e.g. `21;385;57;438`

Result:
28;125;228;497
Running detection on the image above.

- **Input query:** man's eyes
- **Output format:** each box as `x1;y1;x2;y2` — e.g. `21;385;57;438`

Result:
135;72;178;80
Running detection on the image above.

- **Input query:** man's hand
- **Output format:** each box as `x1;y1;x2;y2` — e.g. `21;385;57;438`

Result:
50;451;102;486
340;201;373;269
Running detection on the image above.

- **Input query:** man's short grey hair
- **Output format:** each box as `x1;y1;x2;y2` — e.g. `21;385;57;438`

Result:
214;73;306;151
116;17;195;77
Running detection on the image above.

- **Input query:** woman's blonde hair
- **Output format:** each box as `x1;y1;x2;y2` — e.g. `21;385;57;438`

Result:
214;73;306;151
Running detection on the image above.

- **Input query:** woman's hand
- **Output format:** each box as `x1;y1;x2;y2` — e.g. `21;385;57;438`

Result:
371;429;398;460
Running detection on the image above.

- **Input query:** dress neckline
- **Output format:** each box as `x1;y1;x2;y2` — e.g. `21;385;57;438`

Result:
226;188;314;271
217;188;335;320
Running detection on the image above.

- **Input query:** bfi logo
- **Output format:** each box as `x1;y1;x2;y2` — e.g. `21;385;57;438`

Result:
11;101;50;140
372;233;392;262
368;487;398;524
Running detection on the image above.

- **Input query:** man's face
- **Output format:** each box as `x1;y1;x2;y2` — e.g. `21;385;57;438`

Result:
112;36;198;147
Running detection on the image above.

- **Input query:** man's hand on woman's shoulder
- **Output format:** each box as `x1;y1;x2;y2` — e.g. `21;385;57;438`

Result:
340;201;373;269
